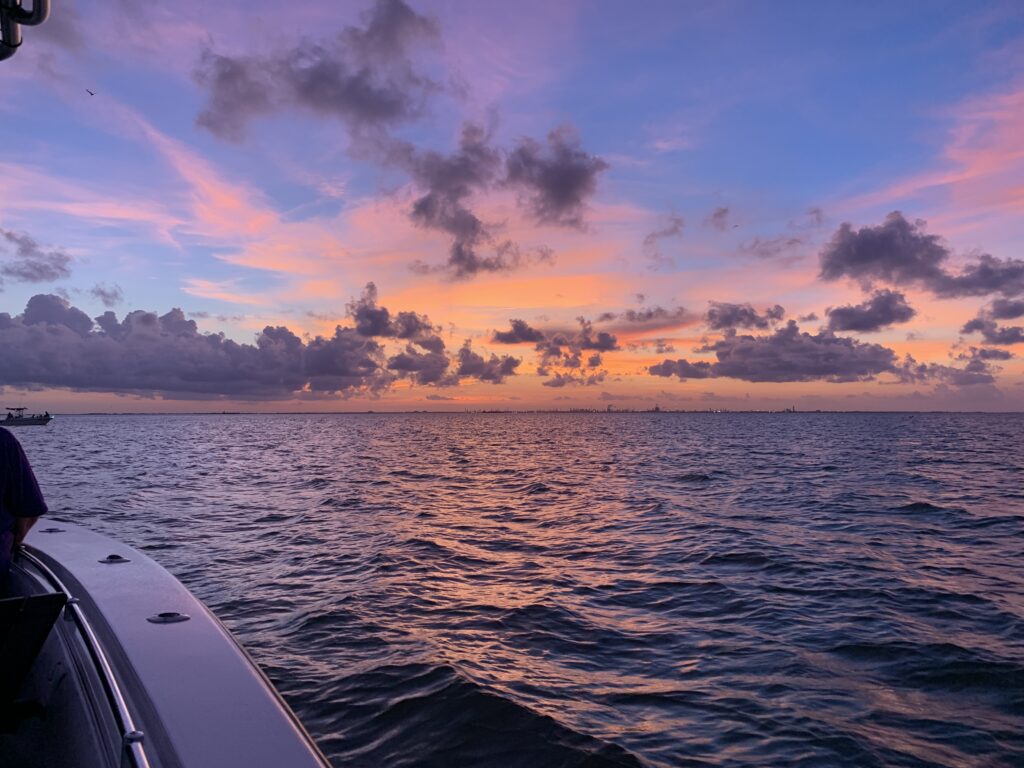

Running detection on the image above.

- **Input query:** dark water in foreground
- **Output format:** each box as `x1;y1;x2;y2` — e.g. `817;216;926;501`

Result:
15;413;1024;767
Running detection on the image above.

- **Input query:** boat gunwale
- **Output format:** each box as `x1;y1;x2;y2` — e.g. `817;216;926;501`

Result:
19;547;152;768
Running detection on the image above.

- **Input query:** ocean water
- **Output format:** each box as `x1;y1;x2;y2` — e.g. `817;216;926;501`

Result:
14;412;1024;767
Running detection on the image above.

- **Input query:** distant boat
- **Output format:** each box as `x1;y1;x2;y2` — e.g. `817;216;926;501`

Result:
3;407;53;427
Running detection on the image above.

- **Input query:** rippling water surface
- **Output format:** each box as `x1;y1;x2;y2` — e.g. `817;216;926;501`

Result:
16;413;1024;767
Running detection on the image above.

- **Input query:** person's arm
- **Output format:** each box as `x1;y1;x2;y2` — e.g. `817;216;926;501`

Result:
13;515;38;547
3;432;48;549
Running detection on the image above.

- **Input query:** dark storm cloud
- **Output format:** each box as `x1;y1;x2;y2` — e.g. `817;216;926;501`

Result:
90;283;124;308
0;228;72;284
492;318;545;344
705;207;731;231
194;0;440;141
0;291;495;399
505;127;609;229
826;290;916;333
455;342;520;383
705;302;785;330
819;211;1024;298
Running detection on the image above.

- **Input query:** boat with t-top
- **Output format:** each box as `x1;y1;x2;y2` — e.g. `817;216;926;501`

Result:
3;408;52;427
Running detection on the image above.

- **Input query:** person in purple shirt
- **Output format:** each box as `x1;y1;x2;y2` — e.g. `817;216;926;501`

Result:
0;427;48;586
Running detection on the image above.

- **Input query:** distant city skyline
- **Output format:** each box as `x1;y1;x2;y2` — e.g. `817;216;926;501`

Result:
2;0;1023;411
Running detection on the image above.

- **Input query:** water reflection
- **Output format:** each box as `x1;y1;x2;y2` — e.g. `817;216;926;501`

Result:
17;413;1024;767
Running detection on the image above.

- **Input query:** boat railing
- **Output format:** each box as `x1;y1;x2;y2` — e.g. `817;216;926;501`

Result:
19;547;152;768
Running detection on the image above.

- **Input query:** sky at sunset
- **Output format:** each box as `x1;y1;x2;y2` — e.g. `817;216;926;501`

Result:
2;0;1024;411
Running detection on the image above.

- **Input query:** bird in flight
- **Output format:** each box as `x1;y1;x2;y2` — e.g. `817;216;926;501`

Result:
86;89;95;96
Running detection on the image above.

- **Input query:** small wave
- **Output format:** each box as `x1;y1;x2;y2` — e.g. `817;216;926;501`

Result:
319;496;362;509
701;551;773;568
673;472;713;483
389;469;442;480
893;501;944;512
305;663;643;768
523;481;552;495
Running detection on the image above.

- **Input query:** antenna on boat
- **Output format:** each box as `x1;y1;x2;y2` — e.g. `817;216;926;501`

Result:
0;0;50;62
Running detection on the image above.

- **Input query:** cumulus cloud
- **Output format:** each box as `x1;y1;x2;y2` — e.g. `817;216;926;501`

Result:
194;0;440;142
0;228;72;285
492;318;545;344
386;345;452;384
991;298;1024;320
390;121;603;278
650;320;994;387
194;3;607;280
826;290;916;333
962;347;1012;362
820;211;1024;298
900;349;1000;387
705;302;785;330
455;341;519;383
651;321;897;383
960;296;1024;346
0;295;388;397
521;316;619;384
393;123;516;278
961;316;1024;345
576;318;618;351
505;126;609;229
346;282;441;349
0;290;501;398
541;370;606;388
648;359;714;380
